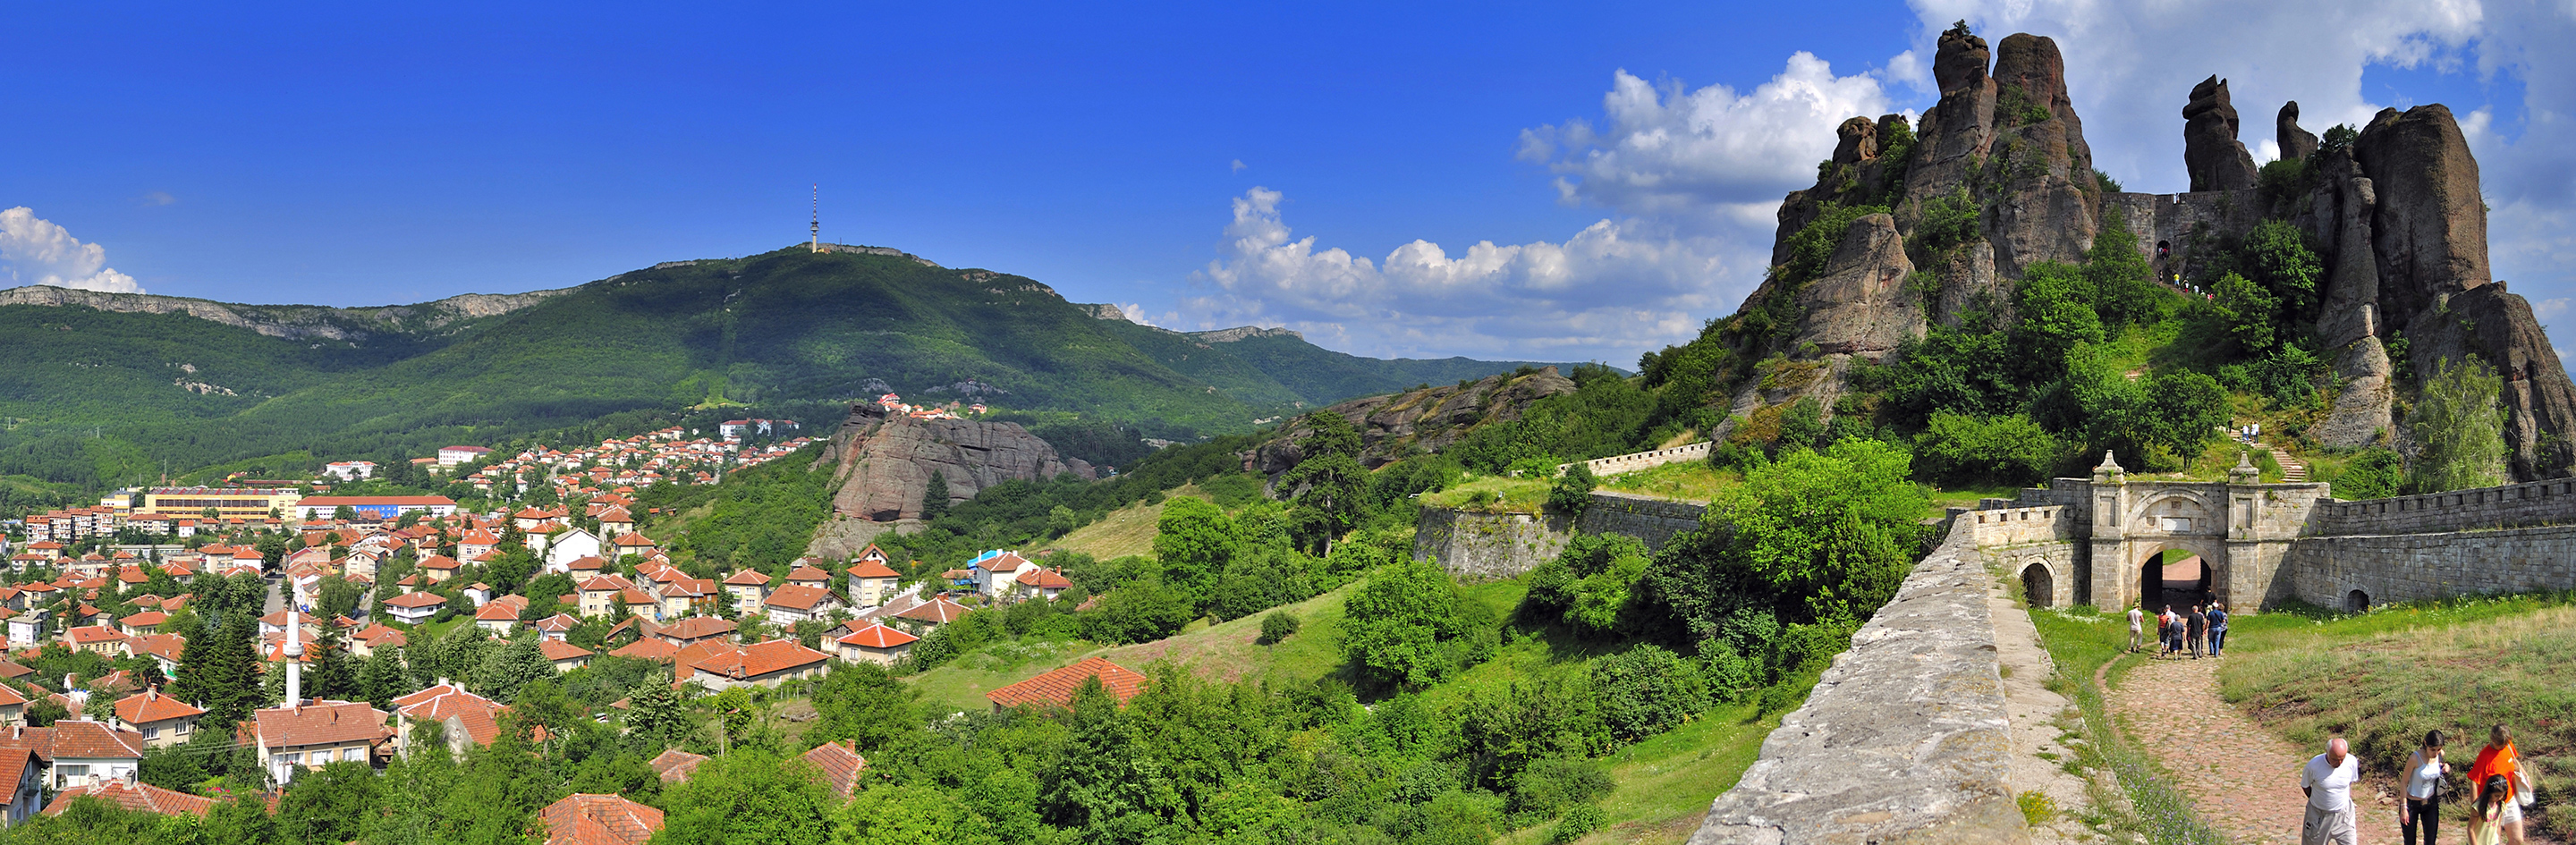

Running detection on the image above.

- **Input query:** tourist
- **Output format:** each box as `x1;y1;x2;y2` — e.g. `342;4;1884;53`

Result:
2470;724;2536;845
2187;604;2207;659
2470;775;2510;845
2157;605;2176;657
2166;607;2187;658
2207;602;2229;657
2128;604;2145;653
2401;729;2450;845
2302;736;2360;845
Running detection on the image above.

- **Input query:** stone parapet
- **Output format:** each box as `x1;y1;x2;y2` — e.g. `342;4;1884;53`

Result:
1558;441;1714;478
1411;491;1709;579
2314;478;2576;535
2286;523;2576;608
1689;519;2028;845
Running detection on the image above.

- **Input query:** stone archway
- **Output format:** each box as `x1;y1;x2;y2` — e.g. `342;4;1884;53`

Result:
2133;541;2224;616
2346;589;2370;612
2020;562;2056;608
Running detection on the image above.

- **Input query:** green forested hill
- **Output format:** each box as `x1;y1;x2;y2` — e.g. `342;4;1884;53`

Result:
0;246;1574;490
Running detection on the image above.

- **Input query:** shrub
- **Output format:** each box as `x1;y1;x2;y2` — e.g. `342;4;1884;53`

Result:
2333;448;2403;501
1257;611;1301;646
1913;412;2063;488
1512;757;1614;819
1546;462;1597;518
1551;803;1607;843
1592;645;1714;743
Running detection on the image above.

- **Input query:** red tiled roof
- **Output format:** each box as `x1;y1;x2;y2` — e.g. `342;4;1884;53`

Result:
65;626;127;646
43;778;214;816
0;748;31;808
609;638;677;663
784;564;831;583
762;584;834;612
47;720;146;759
395;684;505;748
893;596;970;624
835;622;918;649
648;748;706;783
801;740;866;797
539;792;664;845
114;689;205;724
985;657;1150;710
655;616;736;642
538;640;594;661
687;638;830;680
845;560;901;579
722;570;769;586
386;592;447;609
251;700;389;748
1015;568;1074;590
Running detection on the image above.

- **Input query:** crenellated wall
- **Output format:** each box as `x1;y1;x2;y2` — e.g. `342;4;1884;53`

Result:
2312;477;2576;535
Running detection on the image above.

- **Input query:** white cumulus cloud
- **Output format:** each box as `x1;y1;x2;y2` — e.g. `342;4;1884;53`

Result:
1521;53;1898;225
0;207;143;294
1177;187;1745;360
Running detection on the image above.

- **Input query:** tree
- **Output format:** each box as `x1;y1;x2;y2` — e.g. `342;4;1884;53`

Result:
25;697;68;727
2334;447;2404;501
2209;271;2280;354
469;636;555;704
625;671;691;745
920;471;951;520
1342;558;1496;689
1257;611;1300;646
1282;452;1366;555
1913;412;2063;487
2409;355;2508;494
832;782;1002;845
275;760;380;845
1648;438;1929;646
1077;579;1192;645
359;650;407;712
2011;261;2106;381
309;625;357;702
333;504;358;522
653;750;837;845
1150;496;1233;607
808;663;917;753
174;616;259;732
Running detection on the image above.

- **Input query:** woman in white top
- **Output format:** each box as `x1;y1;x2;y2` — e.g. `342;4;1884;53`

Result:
2401;729;2450;845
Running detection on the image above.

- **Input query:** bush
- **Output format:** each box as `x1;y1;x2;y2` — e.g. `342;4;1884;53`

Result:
1551;803;1607;843
2332;448;2403;501
1913;412;2063;488
1512;757;1614;819
1257;611;1301;646
1546;462;1597;518
1591;644;1714;743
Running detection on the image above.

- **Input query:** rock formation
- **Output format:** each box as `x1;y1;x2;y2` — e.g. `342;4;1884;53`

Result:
1718;27;2576;480
2278;101;2320;162
826;401;1094;521
1250;367;1577;473
2182;76;2260;190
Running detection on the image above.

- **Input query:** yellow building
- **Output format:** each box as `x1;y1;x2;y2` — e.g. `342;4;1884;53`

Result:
136;486;303;520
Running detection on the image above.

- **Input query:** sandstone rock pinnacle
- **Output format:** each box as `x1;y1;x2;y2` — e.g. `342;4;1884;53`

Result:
2183;75;2260;190
2277;101;2319;162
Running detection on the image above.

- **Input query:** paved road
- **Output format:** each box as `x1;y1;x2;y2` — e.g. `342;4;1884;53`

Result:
264;576;284;614
2111;655;2395;844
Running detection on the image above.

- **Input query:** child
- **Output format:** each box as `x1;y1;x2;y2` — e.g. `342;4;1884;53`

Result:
2468;774;2509;845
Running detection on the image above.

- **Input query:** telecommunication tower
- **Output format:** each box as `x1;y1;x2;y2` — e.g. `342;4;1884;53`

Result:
810;185;821;253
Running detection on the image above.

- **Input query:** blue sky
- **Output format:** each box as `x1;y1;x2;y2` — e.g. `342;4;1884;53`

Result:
4;2;2570;365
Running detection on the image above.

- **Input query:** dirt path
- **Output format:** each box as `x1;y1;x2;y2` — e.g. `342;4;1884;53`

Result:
1987;587;2106;843
2109;655;2395;845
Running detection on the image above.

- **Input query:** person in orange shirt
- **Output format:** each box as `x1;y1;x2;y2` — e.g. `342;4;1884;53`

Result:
2469;724;2538;845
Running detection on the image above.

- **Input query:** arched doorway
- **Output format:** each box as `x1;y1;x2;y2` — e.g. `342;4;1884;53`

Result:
2021;562;2055;608
2346;589;2370;612
2139;547;2214;615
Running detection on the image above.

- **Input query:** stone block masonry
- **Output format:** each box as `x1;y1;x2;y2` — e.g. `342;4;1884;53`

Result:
1411;491;1708;580
2287;524;2576;608
1689;519;2029;845
2312;477;2576;535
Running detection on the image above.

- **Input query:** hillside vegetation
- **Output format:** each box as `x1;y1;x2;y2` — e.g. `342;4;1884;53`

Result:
0;246;1575;496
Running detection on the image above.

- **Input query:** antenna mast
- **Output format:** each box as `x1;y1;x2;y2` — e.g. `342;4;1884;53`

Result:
810;184;820;253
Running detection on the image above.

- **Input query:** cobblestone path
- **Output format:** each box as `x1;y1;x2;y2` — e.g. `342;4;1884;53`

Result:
2109;655;2395;845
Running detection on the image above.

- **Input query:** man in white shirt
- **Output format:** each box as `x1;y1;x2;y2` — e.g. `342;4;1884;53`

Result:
2302;737;2360;845
2127;604;2144;653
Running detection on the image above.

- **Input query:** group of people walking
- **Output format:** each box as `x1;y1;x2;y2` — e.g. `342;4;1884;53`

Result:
2128;601;2226;658
2301;725;2538;845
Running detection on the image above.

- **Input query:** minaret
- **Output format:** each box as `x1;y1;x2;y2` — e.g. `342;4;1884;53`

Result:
284;609;303;706
809;184;820;253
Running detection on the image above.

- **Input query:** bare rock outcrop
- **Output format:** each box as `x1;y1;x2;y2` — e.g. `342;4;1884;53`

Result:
826;402;1094;521
1980;33;2098;274
1789;213;1921;358
1251;367;1577;472
2182;76;2260;191
2402;286;2576;479
2354;105;2493;327
2278;101;2320;162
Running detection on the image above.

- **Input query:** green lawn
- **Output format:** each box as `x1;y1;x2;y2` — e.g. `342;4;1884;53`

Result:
1419;474;1553;512
1594;462;1740;503
2214;591;2576;839
1043;484;1213;562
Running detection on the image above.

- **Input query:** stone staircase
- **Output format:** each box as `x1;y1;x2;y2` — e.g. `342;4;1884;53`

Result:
2270;446;2308;483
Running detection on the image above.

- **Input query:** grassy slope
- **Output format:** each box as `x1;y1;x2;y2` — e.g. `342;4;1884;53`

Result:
2214;592;2576;837
1208;333;1597;407
1042;485;1215;562
904;584;1356;714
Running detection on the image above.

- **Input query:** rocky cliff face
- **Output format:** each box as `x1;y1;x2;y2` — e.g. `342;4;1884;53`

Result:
1724;28;2576;480
0;284;572;341
826;402;1095;521
1249;367;1577;473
